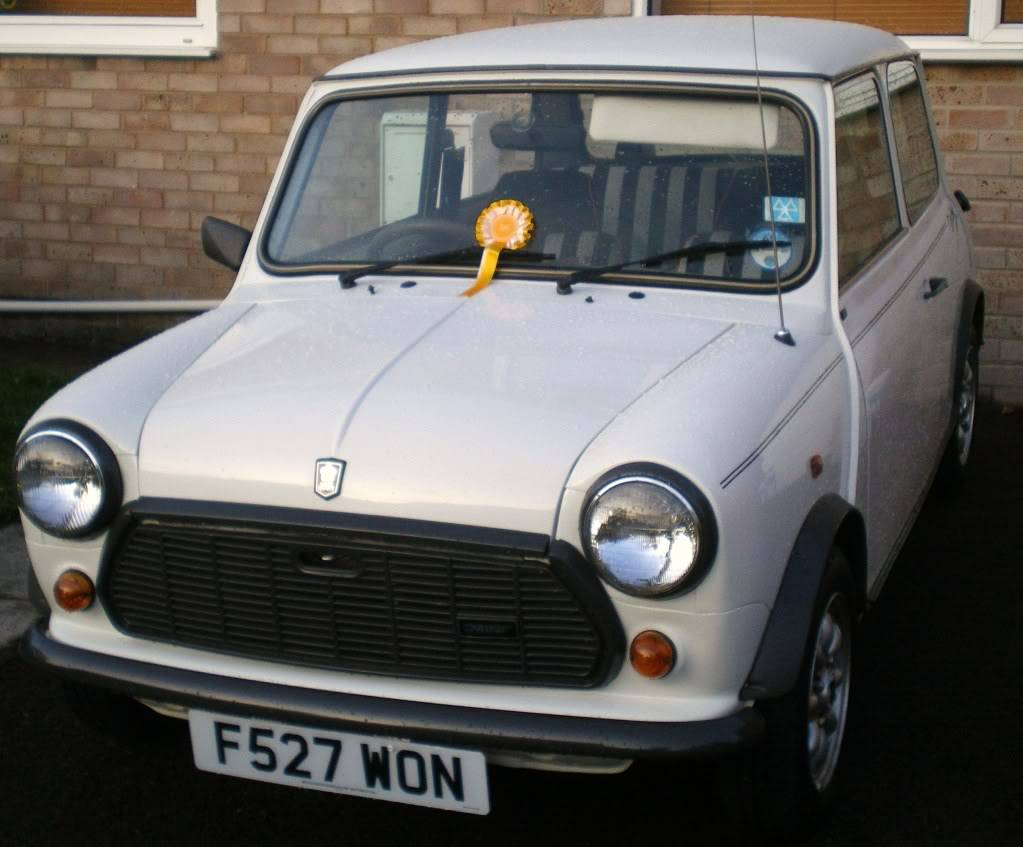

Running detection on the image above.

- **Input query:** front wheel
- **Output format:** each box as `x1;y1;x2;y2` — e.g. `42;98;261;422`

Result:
717;549;855;842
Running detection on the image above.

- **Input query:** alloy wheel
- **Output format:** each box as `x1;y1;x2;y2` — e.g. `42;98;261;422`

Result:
957;348;977;466
806;593;852;793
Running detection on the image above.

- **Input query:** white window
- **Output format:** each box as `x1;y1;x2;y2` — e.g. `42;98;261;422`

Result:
640;1;1023;61
914;0;1023;60
0;0;216;58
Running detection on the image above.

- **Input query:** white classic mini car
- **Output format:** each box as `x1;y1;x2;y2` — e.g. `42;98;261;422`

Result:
15;15;980;839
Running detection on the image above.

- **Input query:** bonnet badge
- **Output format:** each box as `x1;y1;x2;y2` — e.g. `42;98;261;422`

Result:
314;459;346;500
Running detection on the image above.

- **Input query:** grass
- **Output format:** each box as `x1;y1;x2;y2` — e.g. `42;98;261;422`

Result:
0;367;71;525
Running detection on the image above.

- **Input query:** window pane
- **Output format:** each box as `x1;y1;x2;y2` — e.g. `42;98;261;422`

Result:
835;75;901;286
0;0;195;15
1004;0;1023;23
887;62;940;224
660;2;970;36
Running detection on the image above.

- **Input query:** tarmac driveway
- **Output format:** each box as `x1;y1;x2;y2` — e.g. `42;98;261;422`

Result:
0;402;1019;846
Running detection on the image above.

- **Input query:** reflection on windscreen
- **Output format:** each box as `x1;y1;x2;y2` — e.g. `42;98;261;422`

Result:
265;90;811;287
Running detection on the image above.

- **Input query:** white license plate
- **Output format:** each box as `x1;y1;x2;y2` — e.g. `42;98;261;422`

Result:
189;710;490;814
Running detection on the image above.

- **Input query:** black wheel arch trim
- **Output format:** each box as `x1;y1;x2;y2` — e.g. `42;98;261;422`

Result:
960;278;985;346
21;622;762;759
955;279;985;377
740;493;865;701
946;279;984;442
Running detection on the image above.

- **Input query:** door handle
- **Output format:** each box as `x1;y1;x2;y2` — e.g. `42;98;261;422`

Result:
924;277;949;300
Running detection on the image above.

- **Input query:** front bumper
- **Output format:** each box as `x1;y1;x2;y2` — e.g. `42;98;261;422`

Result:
22;622;763;759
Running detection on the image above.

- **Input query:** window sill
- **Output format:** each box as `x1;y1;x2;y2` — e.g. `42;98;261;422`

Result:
905;35;1023;62
0;43;215;59
0;6;216;58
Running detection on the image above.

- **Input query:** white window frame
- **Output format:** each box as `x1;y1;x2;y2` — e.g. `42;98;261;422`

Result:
635;0;1023;61
0;0;216;58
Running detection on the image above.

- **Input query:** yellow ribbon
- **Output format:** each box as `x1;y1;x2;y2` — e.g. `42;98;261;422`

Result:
460;246;503;298
460;199;534;298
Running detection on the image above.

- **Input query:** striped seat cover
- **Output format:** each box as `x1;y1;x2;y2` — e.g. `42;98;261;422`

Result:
496;156;808;282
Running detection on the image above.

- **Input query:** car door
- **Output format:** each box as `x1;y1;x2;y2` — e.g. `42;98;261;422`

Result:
885;60;964;464
833;72;935;589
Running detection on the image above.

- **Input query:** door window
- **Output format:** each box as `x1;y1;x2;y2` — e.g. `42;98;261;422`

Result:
887;62;941;224
834;74;902;287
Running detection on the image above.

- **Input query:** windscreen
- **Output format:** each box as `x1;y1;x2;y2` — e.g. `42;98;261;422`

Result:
264;90;813;288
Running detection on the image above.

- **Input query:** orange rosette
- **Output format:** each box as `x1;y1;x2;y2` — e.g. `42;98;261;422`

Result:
459;199;535;298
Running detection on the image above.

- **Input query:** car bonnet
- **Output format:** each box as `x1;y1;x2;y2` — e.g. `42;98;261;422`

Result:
136;284;735;535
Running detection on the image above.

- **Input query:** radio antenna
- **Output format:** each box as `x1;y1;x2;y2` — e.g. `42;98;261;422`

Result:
750;12;795;347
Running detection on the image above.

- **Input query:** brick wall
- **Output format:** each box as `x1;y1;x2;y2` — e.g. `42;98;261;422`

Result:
927;64;1023;406
1;14;1022;403
0;1;630;308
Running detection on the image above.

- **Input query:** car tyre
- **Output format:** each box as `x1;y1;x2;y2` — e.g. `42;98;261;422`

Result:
717;548;855;843
937;325;979;493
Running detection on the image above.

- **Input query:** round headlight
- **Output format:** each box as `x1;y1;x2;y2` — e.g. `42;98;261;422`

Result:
583;468;715;598
14;421;121;539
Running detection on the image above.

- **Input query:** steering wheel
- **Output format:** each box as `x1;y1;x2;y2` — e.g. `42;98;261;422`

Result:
366;218;470;262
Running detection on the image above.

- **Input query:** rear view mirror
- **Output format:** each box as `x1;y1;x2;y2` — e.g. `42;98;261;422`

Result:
202;216;252;272
954;190;971;213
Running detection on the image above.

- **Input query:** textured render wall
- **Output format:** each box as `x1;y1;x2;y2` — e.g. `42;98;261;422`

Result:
0;1;629;310
927;64;1023;406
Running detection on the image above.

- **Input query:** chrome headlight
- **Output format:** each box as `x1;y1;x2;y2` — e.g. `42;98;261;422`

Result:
582;466;716;598
14;421;122;539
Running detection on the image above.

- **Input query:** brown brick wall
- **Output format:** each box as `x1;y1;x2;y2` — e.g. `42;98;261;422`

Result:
0;2;630;306
1;15;1022;402
927;64;1023;406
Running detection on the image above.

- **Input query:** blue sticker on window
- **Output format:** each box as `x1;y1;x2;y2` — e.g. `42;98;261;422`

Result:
748;225;793;272
764;196;805;224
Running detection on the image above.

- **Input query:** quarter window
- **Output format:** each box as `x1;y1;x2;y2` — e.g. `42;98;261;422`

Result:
834;75;902;287
887;62;941;224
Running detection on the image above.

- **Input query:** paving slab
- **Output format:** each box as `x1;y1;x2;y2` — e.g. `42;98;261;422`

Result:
0;524;36;657
0;524;29;600
0;599;36;659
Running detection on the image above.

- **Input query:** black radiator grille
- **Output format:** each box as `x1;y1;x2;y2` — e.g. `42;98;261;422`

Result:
102;515;610;687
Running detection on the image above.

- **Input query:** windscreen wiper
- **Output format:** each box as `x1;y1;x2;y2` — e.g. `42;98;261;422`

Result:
556;239;791;295
340;245;480;289
340;246;555;289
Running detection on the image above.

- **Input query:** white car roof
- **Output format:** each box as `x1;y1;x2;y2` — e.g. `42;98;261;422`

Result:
324;16;912;82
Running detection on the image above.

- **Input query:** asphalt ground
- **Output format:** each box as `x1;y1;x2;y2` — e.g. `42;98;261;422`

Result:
0;402;1020;847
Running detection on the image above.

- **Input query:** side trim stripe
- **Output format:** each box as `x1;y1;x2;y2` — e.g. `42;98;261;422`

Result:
850;221;948;348
724;216;950;491
721;354;844;489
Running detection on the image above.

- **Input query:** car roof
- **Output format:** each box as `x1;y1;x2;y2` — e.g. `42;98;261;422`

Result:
322;16;913;83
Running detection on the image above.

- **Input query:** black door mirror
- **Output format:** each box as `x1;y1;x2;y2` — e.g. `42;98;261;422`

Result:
954;190;971;213
201;216;252;272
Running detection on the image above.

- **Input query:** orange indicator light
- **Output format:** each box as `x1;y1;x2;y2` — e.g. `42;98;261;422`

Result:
629;630;676;679
54;570;95;612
